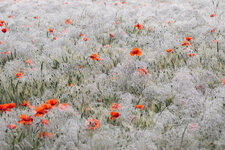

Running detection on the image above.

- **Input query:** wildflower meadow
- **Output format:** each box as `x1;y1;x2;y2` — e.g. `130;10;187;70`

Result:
0;0;225;149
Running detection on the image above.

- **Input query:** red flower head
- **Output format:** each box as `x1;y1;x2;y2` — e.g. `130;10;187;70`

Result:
186;37;192;41
110;112;120;120
166;49;172;53
83;38;88;41
1;28;7;33
138;68;147;77
210;14;215;17
134;23;142;29
58;103;69;110
34;107;48;117
130;48;142;56
45;99;58;108
109;33;114;37
188;53;195;57
182;41;189;47
16;72;22;79
8;124;16;130
89;53;101;61
65;19;71;24
110;103;122;110
20;100;28;107
18;114;33;125
86;118;100;130
135;104;143;109
48;28;53;33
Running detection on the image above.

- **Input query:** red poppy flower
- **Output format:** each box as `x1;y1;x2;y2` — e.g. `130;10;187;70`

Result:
53;37;56;40
109;34;114;37
38;132;53;139
182;41;189;47
45;99;58;108
18;114;33;125
58;103;69;110
135;104;143;109
166;49;172;53
110;103;122;110
211;29;215;33
188;53;195;57
20;100;28;107
8;124;16;130
130;48;142;56
110;112;120;120
83;38;88;41
65;19;71;24
7;103;16;109
16;72;22;79
48;28;53;33
89;53;101;61
1;28;7;33
222;79;225;85
25;59;32;65
134;23;142;29
34;107;48;117
42;119;48;125
138;68;147;77
186;37;192;41
86;118;100;130
80;33;84;37
33;16;37;19
40;103;52;110
210;14;215;17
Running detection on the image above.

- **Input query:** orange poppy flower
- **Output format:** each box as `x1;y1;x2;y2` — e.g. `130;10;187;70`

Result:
38;132;53;139
110;112;120;120
42;119;48;125
135;104;143;109
58;103;69;110
48;28;53;33
89;53;101;61
40;103;52;110
18;114;33;125
182;41;189;47
1;28;7;33
20;100;28;107
110;103;122;110
211;29;215;33
34;107;48;117
130;48;142;56
65;19;71;24
86;118;100;130
16;72;22;79
138;68;147;76
7;103;16;109
186;37;192;41
80;33;84;37
121;1;125;4
134;23;142;29
109;33;114;37
45;99;58;108
210;14;215;17
25;59;32;65
0;104;9;112
83;38;88;41
222;79;225;85
166;49;172;53
188;53;195;57
8;124;16;129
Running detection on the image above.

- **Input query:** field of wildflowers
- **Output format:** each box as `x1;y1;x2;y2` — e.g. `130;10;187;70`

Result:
0;0;225;149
